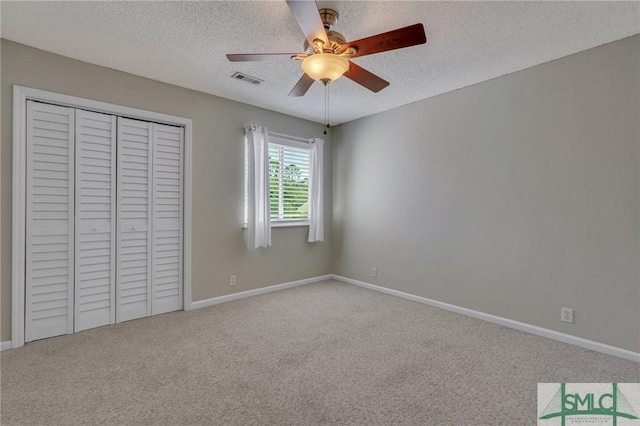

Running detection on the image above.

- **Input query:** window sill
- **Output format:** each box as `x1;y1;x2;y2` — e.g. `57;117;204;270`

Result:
242;220;309;229
272;220;309;228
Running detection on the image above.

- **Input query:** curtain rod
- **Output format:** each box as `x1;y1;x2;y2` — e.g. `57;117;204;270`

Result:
268;131;310;143
244;124;314;143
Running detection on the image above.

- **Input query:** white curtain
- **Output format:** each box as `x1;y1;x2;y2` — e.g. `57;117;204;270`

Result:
308;138;324;242
245;125;271;249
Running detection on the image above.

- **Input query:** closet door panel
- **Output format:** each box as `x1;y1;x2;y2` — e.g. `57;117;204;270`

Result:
25;101;75;342
117;118;153;322
152;124;183;315
75;110;116;331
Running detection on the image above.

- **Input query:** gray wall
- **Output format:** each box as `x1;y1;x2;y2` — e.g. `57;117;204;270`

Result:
332;35;640;352
1;40;332;342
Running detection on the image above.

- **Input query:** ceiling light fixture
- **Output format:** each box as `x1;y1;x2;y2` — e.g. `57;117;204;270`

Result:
301;52;349;84
299;46;349;134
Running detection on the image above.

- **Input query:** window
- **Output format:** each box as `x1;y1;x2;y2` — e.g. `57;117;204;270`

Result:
269;141;310;221
245;135;310;226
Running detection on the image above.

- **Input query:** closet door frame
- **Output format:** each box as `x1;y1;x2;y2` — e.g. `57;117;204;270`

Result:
12;85;193;349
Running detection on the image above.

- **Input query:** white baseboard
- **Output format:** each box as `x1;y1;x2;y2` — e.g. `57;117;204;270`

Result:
189;275;332;311
332;275;640;363
1;341;12;351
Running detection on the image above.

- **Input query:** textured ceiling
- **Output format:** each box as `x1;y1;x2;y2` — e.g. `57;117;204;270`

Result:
2;1;639;125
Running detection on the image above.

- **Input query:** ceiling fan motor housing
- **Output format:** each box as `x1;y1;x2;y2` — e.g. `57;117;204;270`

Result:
304;9;345;54
304;30;347;54
319;8;339;29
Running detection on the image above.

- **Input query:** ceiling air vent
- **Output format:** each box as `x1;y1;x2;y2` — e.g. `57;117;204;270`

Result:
231;72;263;85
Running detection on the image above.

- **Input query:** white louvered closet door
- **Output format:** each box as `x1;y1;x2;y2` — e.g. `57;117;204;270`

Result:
25;101;75;342
117;118;153;322
152;124;184;315
74;110;117;331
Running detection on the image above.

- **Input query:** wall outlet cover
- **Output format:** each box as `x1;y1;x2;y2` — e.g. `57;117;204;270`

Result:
561;307;574;323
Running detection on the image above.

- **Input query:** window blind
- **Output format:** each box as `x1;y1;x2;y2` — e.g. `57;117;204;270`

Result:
268;142;310;221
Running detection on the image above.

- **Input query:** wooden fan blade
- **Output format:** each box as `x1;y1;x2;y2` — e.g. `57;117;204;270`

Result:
226;53;299;62
339;23;426;58
289;74;315;97
286;0;328;48
344;61;389;93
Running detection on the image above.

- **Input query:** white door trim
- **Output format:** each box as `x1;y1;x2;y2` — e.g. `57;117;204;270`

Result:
12;85;193;348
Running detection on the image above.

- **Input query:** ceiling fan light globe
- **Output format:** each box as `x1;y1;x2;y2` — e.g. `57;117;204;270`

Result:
301;54;349;83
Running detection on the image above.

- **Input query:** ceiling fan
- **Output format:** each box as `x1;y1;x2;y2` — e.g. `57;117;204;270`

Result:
226;0;427;97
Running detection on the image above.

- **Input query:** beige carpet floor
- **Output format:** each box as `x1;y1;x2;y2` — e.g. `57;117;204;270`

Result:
1;280;638;425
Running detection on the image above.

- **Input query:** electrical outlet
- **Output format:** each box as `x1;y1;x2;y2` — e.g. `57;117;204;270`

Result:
561;307;573;323
229;275;236;286
371;267;377;277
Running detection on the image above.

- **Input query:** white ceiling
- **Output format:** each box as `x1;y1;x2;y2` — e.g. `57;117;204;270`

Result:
2;1;639;125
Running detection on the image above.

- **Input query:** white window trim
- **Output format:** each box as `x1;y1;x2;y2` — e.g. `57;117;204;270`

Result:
243;132;311;228
12;85;194;349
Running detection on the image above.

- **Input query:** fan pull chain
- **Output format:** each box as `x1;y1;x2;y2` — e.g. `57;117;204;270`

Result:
324;83;330;135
